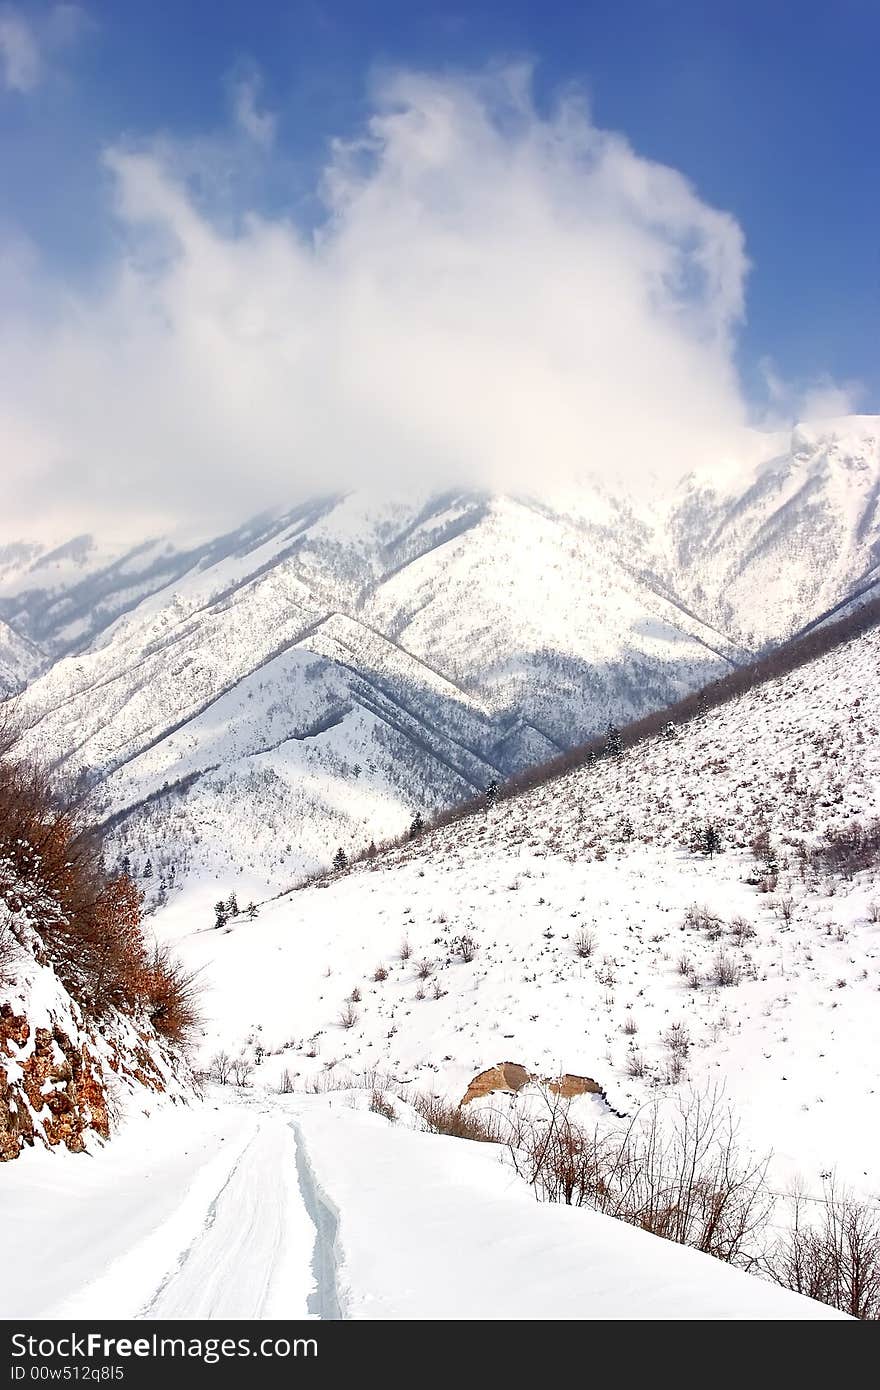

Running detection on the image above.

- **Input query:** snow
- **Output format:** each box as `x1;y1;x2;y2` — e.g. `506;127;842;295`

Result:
153;617;880;1203
0;1091;845;1320
7;413;878;891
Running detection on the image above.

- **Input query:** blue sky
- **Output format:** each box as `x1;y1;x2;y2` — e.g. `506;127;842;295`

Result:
3;0;877;405
0;2;877;533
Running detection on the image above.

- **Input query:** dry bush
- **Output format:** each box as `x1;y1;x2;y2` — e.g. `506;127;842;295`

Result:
142;944;202;1045
415;958;433;980
208;1050;232;1084
369;1089;396;1122
767;1180;880;1320
729;915;756;946
574;928;597;959
372;964;389;981
810;820;880;881
0;740;200;1046
339;1000;359;1029
399;938;412;961
411;1092;503;1144
510;1086;772;1267
683;904;725;939
230;1056;254;1087
710;952;740;988
453;934;476;963
0;917;17;985
276;1068;295;1094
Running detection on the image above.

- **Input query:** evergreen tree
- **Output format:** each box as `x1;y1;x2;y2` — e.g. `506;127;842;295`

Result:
409;811;424;839
333;847;348;871
214;900;228;930
485;779;500;807
143;858;153;879
605;722;623;758
246;901;259;920
698;822;722;858
119;854;132;878
226;892;239;917
366;841;377;859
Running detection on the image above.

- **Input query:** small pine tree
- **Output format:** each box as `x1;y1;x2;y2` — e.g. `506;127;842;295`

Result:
698;822;722;858
246;901;258;920
333;847;348;871
119;854;132;878
214;900;228;930
485;779;500;807
409;812;424;839
366;841;377;859
143;858;153;879
605;722;623;758
226;892;239;917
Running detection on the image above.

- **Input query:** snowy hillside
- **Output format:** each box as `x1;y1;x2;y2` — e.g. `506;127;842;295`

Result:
157;613;880;1208
1;880;187;1162
0;1090;845;1319
7;415;880;887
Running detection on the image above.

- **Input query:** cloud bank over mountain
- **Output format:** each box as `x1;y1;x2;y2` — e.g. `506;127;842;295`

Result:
0;62;779;536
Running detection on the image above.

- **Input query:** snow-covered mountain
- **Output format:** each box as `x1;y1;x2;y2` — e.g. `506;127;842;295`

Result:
5;415;880;889
161;606;880;1206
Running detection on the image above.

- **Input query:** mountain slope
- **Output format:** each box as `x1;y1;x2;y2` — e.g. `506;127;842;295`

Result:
7;415;880;887
156;613;880;1202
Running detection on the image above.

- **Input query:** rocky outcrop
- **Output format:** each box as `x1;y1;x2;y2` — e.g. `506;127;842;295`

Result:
460;1061;602;1107
1;950;185;1162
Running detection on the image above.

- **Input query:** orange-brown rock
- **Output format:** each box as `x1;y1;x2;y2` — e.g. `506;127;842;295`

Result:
460;1062;531;1105
547;1073;603;1099
460;1061;602;1106
0;1002;29;1056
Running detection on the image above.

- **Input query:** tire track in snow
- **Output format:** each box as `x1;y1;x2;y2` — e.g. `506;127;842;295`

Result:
290;1120;343;1321
141;1118;315;1320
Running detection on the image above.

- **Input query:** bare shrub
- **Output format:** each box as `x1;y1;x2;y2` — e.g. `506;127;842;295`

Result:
0;917;17;985
143;943;202;1045
676;952;694;976
663;1023;691;1057
276;1068;295;1094
510;1085;772;1267
626;1050;648;1078
729;915;756;946
767;1180;880;1320
415;958;433;980
208;1050;232;1085
230;1056;254;1087
411;1092;502;1143
349;986;361;1003
372;964;389;981
369;1089;396;1122
453;934;476;963
683;904;725;939
399;937;412;961
339;1000;359;1029
622;1014;637;1035
810;819;880;881
711;952;740;988
574;928;597;959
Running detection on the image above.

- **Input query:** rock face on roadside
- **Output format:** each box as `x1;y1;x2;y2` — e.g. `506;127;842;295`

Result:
0;918;187;1163
460;1062;603;1107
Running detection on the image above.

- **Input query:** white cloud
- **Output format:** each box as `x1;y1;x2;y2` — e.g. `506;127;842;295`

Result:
759;356;863;424
0;64;765;536
231;70;276;149
0;8;41;90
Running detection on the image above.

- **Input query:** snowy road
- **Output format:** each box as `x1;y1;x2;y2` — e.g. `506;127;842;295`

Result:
0;1092;848;1320
1;1101;320;1321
